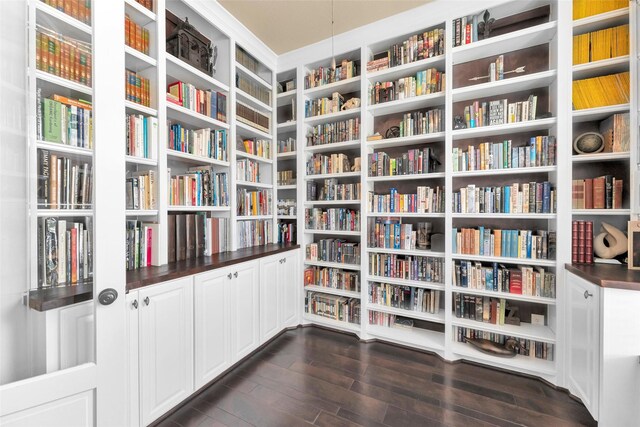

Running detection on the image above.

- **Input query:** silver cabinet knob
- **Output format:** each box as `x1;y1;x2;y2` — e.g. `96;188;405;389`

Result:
227;273;232;279
144;296;150;306
132;299;138;309
584;291;593;299
234;272;238;278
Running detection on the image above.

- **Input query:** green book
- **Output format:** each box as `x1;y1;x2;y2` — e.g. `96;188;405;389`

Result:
43;98;61;143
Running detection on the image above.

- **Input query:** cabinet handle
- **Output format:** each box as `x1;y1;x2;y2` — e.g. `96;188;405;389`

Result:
284;258;287;264
584;290;593;299
144;297;150;306
227;273;232;279
279;259;283;264
234;272;238;278
132;299;138;309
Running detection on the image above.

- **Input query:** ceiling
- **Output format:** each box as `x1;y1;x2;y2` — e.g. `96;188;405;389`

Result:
218;0;433;55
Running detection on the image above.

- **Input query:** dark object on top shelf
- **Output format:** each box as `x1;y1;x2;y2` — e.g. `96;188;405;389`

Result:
453;116;466;129
484;5;550;39
166;10;217;76
385;126;400;139
477;10;495;40
464;336;520;357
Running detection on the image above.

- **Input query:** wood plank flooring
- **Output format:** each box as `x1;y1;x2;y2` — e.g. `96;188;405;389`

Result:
155;327;596;427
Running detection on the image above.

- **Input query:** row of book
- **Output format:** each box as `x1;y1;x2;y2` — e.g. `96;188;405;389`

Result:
485;55;505;82
277;222;295;245
452;136;556;172
573;24;628;65
125;170;156;210
134;0;153;11
571;176;623;210
277;79;295;93
368;69;444;105
36;26;92;86
572;220;594;264
236;102;269;133
277;170;295;186
167;124;228;161
452;228;556;260
167;214;229;262
573;0;626;20
235;46;261;75
277;199;296;216
369;186;444;214
278;137;296;153
369;253;444;283
369;312;416;329
125;220;159;271
126;114;157;159
452;181;555;214
304;266;360;292
453;14;482;47
367;219;417;251
305;239;360;265
398;108;444;137
168;81;228;123
461;95;538;128
454;294;542;328
456;327;554;361
572;71;629;110
42;0;91;24
39;217;93;287
306;118;360;147
368;147;440;178
306;153;354;175
237;189;272;216
125;14;150;55
304;59;358;89
38;92;93;148
38;151;92;209
236;73;271;106
239;138;271;159
305;208;360;232
305;92;347;118
236;158;262;183
366;28;445;72
126;70;151;107
168;168;229;207
453;260;556;298
305;292;361;324
369;283;441;315
306;179;360;202
237;219;273;249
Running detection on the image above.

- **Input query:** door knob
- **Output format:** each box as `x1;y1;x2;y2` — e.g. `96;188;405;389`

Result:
132;299;138;309
227;273;232;279
584;290;593;299
234;272;238;278
98;288;118;306
144;296;150;306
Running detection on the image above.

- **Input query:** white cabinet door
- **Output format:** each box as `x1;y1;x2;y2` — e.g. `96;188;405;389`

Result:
139;277;194;426
279;250;299;328
260;256;280;344
229;261;260;362
126;291;140;427
194;268;231;390
566;272;600;420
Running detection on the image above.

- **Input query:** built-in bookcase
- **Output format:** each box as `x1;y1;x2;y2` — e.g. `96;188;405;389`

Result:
29;0;95;289
234;43;276;249
570;3;636;264
276;68;298;245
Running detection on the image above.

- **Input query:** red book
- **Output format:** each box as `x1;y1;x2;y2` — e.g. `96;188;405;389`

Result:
613;178;623;209
578;220;586;263
585;221;594;264
146;227;152;267
509;269;522;294
593;177;606;209
490;299;498;324
584;178;594;209
465;24;472;44
572;220;578;263
70;227;77;284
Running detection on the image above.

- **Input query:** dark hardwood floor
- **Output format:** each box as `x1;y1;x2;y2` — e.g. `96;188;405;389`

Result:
156;327;596;427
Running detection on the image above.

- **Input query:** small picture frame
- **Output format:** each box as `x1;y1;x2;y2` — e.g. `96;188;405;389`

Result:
628;221;640;270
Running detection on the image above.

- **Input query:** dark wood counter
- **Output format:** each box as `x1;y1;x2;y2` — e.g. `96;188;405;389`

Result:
28;244;299;311
126;243;299;291
565;263;640;291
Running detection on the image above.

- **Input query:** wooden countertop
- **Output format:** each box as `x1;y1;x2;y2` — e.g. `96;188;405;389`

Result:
28;244;300;311
565;263;640;291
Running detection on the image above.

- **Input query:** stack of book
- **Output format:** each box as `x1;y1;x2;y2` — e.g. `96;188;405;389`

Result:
167;124;227;160
167;214;229;262
369;312;414;329
125;220;159;270
277;199;296;216
573;0;627;20
125;15;150;55
168;81;227;122
36;26;92;86
305;292;361;324
572;71;629;110
278;137;296;153
453;181;555;214
453;13;482;47
236;102;269;132
369;283;441;314
305;92;345;117
277;170;295;186
236;73;271;105
366;27;445;72
126;70;151;107
368;68;444;105
369;253;444;283
37;92;93;148
238;138;271;159
126;170;156;210
573;24;629;65
599;113;629;152
369;147;439;177
237;189;272;216
306;118;360;146
462;95;538;128
41;0;91;23
37;151;92;209
168;168;228;207
126;113;158;159
134;0;153;11
304;59;358;89
237;219;272;248
236;158;261;183
572;220;593;264
453;136;556;172
278;222;295;244
398;108;444;137
457;327;554;361
307;179;360;202
367;218;416;251
306;153;354;175
452;228;556;260
305;208;360;232
572;176;623;209
304;266;360;292
368;186;445;214
305;239;360;265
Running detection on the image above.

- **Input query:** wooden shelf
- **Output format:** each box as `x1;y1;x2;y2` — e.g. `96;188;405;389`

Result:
303;285;360;299
125;46;157;71
451;253;556;267
28;282;93;312
304;260;361;270
35;1;91;42
236;121;272;140
452;166;556;177
367;92;445;117
305;200;361;206
303;76;361;98
277;185;297;190
368;304;445;324
573;7;629;35
450;342;556;376
35;70;92;96
304;172;360;180
236;215;273;220
572;56;630;80
452;70;557;103
125;100;157;116
452;213;556;219
304;229;361;236
303;314;361;333
125;155;156;166
277;151;297;159
166;54;229;93
367;55;446;82
126;209;158;216
304;108;361;126
236;151;273;164
366;247;445;258
367;212;445;218
451;318;555;343
236;62;272;91
124;0;156;25
166;103;229;130
368;172;445;182
277;215;297;220
236;181;273;189
37;140;93;158
572;152;630;163
236;88;272;113
367;275;445;291
367;132;445;149
305;139;361;153
36;209;93;217
277;121;297;132
453;286;556;305
167;206;230;212
451;118;556;140
572;209;630;216
166;150;229;167
572;104;630;122
277;90;297;105
367;324;444;352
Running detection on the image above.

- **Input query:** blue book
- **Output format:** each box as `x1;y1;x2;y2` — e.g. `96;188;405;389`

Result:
394;224;401;249
501;229;508;257
478;226;484;255
486;267;493;290
510;230;518;258
492;263;499;291
530;137;536;166
460;261;467;287
542;181;551;213
503;186;510;213
526;231;532;258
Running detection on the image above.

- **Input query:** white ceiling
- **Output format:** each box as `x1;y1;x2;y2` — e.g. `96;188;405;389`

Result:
218;0;433;55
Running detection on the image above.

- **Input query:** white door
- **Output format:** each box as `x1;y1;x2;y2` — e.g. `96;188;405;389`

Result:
279;250;299;327
0;0;126;425
230;261;260;362
194;268;231;389
566;273;600;419
139;277;194;426
260;256;280;343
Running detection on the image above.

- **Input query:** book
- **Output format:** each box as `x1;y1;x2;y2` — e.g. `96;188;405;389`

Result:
572;72;630;110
